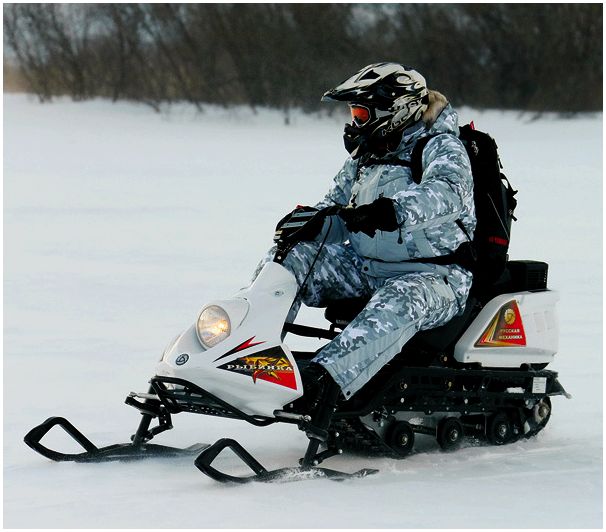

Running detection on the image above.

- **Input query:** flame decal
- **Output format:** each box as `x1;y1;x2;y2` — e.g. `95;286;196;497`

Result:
213;336;266;362
218;346;297;390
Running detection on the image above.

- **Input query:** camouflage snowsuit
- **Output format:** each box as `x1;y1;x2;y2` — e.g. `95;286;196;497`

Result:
259;101;476;398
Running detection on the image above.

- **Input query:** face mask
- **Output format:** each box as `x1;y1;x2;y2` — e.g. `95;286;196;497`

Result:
343;124;363;157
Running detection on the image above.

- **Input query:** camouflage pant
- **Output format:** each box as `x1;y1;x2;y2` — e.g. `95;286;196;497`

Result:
254;242;472;398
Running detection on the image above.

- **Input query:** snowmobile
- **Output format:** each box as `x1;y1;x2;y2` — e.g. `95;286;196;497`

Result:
25;207;569;483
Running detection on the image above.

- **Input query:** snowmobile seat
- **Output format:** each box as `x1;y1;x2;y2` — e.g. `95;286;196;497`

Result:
323;260;549;354
324;295;480;354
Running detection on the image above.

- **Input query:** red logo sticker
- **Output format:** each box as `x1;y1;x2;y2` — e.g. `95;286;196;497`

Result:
218;346;297;390
475;300;527;347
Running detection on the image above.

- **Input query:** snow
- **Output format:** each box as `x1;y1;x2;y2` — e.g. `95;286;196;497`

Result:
4;94;602;528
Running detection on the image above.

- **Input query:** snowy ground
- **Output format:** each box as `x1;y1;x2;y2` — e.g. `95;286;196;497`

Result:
4;93;602;528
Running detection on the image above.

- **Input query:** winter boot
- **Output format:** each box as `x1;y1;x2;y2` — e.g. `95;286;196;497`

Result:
293;360;339;415
298;362;343;468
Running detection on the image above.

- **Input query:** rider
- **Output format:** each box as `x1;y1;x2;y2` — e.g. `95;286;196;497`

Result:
259;62;477;408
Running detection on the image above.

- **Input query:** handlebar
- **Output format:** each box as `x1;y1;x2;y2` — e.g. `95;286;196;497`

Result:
273;205;343;264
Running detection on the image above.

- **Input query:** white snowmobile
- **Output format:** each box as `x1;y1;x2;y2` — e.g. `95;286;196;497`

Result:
25;207;569;483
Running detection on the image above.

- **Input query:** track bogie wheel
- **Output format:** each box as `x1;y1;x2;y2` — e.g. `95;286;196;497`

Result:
386;421;415;457
487;412;513;445
437;417;464;451
525;396;552;438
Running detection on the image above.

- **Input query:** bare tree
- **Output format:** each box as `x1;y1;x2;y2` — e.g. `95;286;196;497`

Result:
3;3;602;113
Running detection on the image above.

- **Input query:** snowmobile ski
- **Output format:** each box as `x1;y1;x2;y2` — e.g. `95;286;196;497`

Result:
24;416;209;462
194;438;378;483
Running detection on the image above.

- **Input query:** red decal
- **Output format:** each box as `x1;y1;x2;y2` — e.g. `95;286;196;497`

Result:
218;346;297;390
469;121;475;130
234;337;265;353
250;360;297;389
213;336;266;363
476;300;527;347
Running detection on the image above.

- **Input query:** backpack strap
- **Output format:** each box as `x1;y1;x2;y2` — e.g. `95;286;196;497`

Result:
409;134;437;184
404;241;476;271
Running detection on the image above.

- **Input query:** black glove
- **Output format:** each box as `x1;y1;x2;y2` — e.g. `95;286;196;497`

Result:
274;206;324;244
338;197;399;237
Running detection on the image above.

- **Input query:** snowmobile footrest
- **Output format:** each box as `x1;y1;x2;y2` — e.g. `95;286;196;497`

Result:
194;438;378;483
24;416;209;462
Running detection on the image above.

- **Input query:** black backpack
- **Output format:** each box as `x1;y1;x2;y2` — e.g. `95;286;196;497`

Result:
410;123;518;287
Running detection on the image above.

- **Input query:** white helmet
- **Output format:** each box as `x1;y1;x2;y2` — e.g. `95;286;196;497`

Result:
322;62;429;158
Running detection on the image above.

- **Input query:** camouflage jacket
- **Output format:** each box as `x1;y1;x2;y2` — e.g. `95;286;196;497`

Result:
315;101;476;278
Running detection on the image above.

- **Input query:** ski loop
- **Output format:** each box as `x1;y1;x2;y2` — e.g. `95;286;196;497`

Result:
194;438;378;483
23;416;208;462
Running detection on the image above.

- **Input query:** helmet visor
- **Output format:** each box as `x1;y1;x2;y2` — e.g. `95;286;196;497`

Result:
349;104;372;127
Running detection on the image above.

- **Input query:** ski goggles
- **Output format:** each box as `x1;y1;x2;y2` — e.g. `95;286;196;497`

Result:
349;104;372;127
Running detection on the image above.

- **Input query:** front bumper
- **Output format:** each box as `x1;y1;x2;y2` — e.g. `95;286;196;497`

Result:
126;376;276;427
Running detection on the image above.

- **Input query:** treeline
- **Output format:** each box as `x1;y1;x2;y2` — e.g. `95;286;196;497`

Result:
3;3;602;113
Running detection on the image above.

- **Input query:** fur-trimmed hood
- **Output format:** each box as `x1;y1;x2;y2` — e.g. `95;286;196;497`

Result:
422;90;449;127
393;89;459;157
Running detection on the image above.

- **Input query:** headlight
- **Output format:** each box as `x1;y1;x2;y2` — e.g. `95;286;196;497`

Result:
196;305;231;348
